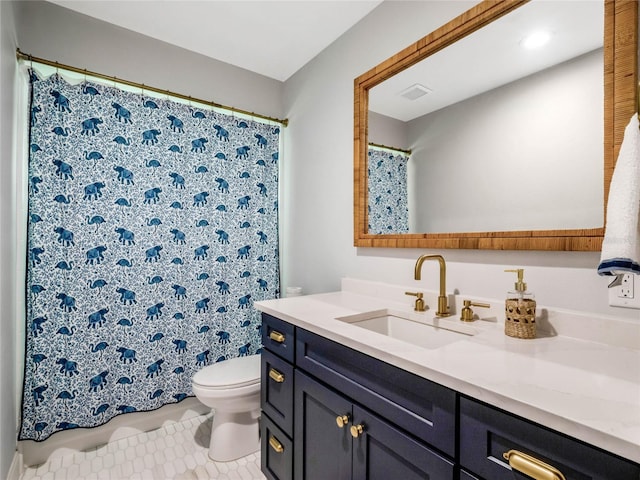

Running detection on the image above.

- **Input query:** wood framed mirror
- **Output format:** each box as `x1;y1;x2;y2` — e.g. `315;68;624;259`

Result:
354;0;638;250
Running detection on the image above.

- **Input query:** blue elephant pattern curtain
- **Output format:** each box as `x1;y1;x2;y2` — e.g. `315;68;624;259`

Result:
367;149;409;234
20;70;280;441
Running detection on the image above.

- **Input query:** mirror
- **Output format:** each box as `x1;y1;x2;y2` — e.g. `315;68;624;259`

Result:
368;1;603;235
354;0;638;250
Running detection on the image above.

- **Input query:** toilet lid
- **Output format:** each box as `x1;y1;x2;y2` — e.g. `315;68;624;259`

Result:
192;354;261;388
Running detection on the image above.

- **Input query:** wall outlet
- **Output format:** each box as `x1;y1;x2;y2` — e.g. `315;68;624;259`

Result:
608;273;640;309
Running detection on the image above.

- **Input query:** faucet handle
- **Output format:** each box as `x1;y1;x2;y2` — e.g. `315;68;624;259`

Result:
405;291;426;312
460;299;490;322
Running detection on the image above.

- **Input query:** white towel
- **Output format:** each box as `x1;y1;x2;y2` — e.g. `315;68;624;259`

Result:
598;114;640;276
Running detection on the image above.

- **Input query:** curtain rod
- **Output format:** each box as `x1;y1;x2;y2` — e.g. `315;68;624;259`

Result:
368;142;411;155
16;49;288;127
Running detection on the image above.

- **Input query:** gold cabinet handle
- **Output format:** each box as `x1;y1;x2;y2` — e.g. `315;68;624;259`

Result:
336;414;350;428
269;330;285;343
269;435;284;454
350;424;365;438
503;450;566;480
268;368;285;383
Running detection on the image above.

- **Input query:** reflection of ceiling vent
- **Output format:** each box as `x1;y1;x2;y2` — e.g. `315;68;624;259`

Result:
399;83;431;100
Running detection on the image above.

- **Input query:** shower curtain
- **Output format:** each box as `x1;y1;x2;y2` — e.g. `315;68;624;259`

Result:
20;69;280;441
367;149;409;234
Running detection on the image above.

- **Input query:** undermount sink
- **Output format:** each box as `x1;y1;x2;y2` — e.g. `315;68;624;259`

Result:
336;309;477;350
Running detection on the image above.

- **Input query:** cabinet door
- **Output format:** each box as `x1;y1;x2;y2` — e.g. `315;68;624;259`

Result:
351;405;454;480
294;371;352;480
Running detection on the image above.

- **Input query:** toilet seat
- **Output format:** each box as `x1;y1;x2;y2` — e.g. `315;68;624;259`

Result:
192;354;260;389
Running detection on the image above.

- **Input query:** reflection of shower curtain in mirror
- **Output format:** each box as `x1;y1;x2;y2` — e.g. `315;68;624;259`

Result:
21;69;281;441
367;149;409;234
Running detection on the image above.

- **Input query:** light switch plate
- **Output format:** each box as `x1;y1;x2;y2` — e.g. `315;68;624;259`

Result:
608;273;640;309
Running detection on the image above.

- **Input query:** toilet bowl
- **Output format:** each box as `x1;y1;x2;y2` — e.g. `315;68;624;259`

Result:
192;354;261;462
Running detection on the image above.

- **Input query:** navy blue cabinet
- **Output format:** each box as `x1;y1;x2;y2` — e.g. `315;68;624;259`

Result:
260;313;640;480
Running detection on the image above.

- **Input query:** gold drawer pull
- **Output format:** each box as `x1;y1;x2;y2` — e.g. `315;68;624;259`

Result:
269;435;284;454
503;450;566;480
350;424;365;438
336;414;350;428
269;330;285;343
269;368;285;383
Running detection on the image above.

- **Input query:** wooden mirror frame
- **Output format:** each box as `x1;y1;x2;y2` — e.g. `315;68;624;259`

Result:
354;0;638;250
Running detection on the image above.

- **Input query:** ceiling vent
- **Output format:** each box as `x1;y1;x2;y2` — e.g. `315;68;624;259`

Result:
399;83;432;101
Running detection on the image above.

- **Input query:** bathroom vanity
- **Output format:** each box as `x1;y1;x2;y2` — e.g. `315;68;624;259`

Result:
256;279;640;480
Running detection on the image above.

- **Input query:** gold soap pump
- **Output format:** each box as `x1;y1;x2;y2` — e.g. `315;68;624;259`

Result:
504;269;537;339
505;269;528;300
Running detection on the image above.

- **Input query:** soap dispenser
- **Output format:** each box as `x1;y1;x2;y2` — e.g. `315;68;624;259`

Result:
504;269;536;339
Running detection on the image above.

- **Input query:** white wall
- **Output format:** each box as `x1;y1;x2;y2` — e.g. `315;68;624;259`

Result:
0;1;18;477
368;111;408;149
409;49;602;232
280;1;638;322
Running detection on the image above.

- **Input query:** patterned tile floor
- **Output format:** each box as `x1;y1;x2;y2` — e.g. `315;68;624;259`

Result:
19;414;266;480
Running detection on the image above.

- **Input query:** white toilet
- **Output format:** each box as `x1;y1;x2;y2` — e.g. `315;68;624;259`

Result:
191;354;261;462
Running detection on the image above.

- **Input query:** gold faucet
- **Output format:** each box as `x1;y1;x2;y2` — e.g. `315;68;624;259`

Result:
414;254;450;317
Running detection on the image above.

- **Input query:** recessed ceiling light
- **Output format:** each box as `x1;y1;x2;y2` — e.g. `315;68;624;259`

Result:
521;31;552;50
399;83;432;101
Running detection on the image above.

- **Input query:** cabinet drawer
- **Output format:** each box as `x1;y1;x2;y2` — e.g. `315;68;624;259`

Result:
296;328;456;457
261;414;293;480
261;349;294;437
262;313;295;363
460;396;640;480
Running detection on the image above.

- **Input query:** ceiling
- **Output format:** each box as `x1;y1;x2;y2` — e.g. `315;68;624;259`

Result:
46;0;383;82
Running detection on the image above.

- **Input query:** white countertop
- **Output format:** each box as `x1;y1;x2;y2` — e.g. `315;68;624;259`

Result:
255;278;640;464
